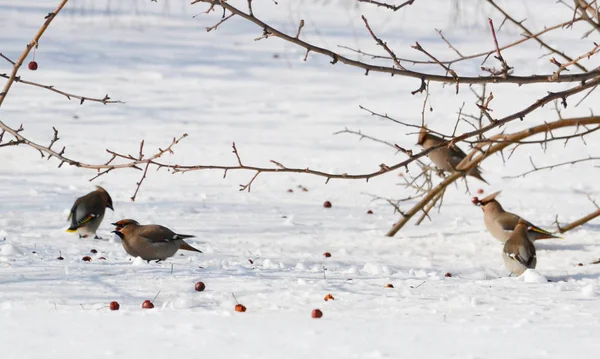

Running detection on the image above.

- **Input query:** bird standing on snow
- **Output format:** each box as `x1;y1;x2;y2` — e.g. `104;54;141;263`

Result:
67;186;113;239
474;191;559;243
111;219;202;262
503;219;537;276
417;128;487;183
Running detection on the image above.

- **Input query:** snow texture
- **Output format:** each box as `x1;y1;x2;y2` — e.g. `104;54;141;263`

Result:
2;1;600;358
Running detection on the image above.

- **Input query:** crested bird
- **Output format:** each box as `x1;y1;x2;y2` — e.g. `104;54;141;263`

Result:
417;128;487;183
111;219;202;262
475;191;559;242
503;218;537;276
67;186;113;239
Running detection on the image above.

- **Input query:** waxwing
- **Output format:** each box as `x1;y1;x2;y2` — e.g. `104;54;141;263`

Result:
417;128;487;183
474;191;559;243
67;186;113;238
503;218;537;276
111;219;202;262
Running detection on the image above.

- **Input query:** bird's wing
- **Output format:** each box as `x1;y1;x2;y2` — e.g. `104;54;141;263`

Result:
495;213;521;232
505;243;534;267
138;225;183;244
68;196;102;230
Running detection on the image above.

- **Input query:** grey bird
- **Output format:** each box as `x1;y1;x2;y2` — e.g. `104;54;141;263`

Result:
503;218;537;276
475;191;559;243
67;186;113;239
417;128;487;183
111;219;202;262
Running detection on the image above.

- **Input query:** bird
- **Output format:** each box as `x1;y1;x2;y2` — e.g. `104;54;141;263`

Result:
475;191;559;242
417;128;487;183
503;218;537;276
111;219;202;262
66;186;113;239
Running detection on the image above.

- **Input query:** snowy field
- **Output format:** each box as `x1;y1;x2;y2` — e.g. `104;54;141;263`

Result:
2;0;600;358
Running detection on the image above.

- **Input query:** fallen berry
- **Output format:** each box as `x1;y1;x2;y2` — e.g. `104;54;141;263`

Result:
324;294;335;301
577;263;584;267
323;201;332;208
98;257;106;260
385;283;394;288
444;272;452;277
235;304;247;312
90;249;97;254
323;252;331;258
287;189;293;193
109;301;120;311
311;309;323;318
142;300;154;309
367;210;374;214
194;281;206;292
82;256;92;262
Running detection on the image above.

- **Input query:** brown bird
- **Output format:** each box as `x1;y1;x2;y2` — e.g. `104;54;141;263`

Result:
503;218;537;276
417;128;487;183
67;186;113;239
475;191;559;242
111;219;202;262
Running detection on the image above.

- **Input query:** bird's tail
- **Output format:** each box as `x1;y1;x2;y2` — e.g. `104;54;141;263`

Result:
469;168;488;184
180;241;202;253
528;226;561;240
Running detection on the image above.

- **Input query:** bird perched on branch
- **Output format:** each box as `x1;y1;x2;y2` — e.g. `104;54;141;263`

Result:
503;218;537;276
66;186;113;239
474;191;559;242
417;128;487;183
111;219;202;262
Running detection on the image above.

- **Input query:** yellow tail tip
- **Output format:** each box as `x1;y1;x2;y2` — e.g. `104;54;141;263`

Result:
66;228;77;233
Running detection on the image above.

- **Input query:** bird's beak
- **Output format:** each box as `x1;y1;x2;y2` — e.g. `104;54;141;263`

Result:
108;204;114;211
112;230;124;239
111;222;118;226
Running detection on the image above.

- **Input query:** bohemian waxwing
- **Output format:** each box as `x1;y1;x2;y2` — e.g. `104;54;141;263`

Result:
503;218;537;276
417;128;487;183
66;186;113;238
475;191;559;242
111;219;202;262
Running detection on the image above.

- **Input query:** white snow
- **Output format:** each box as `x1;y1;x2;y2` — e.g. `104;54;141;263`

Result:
2;0;600;358
521;269;548;283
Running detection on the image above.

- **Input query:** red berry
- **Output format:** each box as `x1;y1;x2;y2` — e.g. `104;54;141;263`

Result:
82;256;92;262
367;210;374;214
477;189;484;194
311;309;323;318
90;249;97;254
323;252;332;258
471;197;480;205
98;257;106;260
302;187;309;192
142;300;154;309
287;189;293;193
577;263;584;267
194;282;206;292
385;283;394;288
28;61;38;71
109;301;120;311
235;304;247;312
324;294;335;301
323;201;332;208
445;272;452;277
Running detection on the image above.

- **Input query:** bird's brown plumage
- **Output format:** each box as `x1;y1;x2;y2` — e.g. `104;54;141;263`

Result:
112;220;201;261
478;191;558;242
502;219;537;276
67;186;114;238
417;128;487;183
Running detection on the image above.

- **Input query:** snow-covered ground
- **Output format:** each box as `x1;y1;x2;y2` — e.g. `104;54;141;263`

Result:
2;1;600;358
